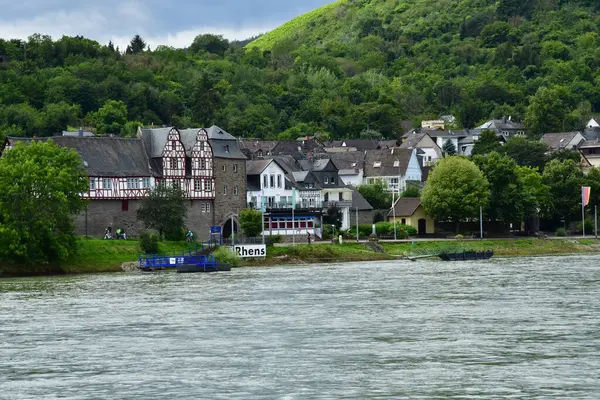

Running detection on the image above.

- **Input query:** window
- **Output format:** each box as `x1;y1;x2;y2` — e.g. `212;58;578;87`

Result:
201;159;206;169
277;175;282;188
270;174;275;188
233;164;238;173
324;192;329;202
393;161;400;167
222;165;226;172
199;142;205;151
127;178;139;189
171;141;176;150
103;178;112;190
201;202;211;213
89;179;96;190
223;145;229;153
339;192;343;201
263;175;268;189
121;200;129;212
401;218;406;225
204;180;212;192
374;162;382;168
142;178;150;189
324;177;329;184
170;158;177;169
223;185;228;195
234;185;238;195
194;179;201;192
331;176;336;185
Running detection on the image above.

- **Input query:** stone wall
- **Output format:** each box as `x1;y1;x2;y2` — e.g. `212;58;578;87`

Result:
348;210;374;227
75;200;145;238
213;157;247;226
184;199;215;241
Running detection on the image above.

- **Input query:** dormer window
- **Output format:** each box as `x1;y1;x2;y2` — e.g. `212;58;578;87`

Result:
325;177;329;184
352;163;356;167
224;145;229;153
374;162;382;168
393;161;400;167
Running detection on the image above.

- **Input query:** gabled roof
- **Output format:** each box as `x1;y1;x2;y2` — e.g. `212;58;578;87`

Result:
298;158;334;172
316;151;364;170
270;139;324;159
541;132;583;150
578;139;600;149
6;136;152;177
139;126;246;160
475;119;525;131
364;148;412;177
352;189;373;211
246;159;274;176
388;197;422;217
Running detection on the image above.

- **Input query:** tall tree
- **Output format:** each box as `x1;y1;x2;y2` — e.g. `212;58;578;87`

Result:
442;139;457;156
0;140;88;265
471;130;502;156
137;184;187;240
525;86;573;139
127;35;147;54
473;152;524;225
190;34;229;56
542;159;585;222
358;184;392;209
421;156;490;232
239;208;263;238
502;136;548;170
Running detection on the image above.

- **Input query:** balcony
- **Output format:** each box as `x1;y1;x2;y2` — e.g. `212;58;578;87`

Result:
248;201;324;212
323;200;353;208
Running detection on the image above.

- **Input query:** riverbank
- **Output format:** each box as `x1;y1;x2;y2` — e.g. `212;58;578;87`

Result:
2;237;600;277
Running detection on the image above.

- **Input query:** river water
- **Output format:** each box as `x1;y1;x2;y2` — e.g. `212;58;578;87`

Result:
1;256;600;399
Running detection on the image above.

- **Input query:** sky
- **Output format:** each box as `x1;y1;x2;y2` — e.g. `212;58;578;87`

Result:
0;0;332;49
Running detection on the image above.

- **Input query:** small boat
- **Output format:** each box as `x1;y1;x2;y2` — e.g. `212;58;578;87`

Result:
176;263;232;273
438;250;494;261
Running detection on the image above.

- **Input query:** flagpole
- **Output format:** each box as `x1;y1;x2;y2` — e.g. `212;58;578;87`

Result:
582;202;586;237
391;190;397;240
261;191;265;245
292;188;296;246
595;205;598;239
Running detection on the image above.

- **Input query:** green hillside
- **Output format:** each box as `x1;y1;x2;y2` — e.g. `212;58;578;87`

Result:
1;0;600;140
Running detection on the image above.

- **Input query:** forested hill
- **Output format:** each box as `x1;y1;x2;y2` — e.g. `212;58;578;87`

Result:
1;0;600;141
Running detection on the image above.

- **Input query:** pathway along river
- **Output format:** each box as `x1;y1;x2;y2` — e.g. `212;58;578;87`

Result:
1;256;600;399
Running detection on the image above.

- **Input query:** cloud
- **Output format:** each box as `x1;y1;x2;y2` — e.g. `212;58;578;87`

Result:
0;0;331;49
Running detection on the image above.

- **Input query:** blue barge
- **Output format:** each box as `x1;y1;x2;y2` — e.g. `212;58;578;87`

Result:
138;244;229;273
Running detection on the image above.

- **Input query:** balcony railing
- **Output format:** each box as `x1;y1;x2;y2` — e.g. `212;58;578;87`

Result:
248;200;353;210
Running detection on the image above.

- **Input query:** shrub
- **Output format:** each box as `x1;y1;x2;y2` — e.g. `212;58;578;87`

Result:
576;219;594;234
165;226;185;241
455;234;464;240
139;232;159;254
397;228;408;239
556;227;567;237
213;246;242;268
269;234;283;244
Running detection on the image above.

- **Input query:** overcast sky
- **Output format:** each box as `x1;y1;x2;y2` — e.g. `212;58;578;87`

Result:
0;0;332;49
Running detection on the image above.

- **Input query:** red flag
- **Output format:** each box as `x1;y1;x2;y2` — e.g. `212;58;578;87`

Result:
582;186;591;207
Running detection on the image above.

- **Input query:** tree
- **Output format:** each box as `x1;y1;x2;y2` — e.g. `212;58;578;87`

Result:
516;165;550;230
542;159;585;222
0;140;88;265
473;152;524;224
525;86;573;139
127;35;146;54
442;139;457;156
401;183;420;198
239;208;263;237
547;148;582;164
358;183;392;209
471;130;502;156
323;203;343;230
137;184;187;240
586;167;600;210
190;34;229;56
421;156;490;232
502;136;548;170
88;100;128;135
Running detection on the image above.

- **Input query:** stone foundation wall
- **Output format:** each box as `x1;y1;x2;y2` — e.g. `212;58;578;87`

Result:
213;157;247;225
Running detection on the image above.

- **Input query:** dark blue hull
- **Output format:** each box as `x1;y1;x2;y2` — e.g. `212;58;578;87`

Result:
439;250;494;261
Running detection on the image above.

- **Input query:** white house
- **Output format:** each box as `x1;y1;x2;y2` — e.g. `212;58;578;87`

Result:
586;118;600;129
363;148;422;195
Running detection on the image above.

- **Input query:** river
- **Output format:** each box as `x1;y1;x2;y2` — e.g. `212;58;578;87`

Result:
1;256;600;399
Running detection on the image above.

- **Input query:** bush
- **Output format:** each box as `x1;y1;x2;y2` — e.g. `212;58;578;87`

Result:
455;234;464;240
213;246;242;268
165;226;185;241
269;234;283;244
576;219;594;234
556;227;567;237
139;232;159;253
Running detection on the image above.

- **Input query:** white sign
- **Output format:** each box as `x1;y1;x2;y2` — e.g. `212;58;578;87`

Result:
233;244;267;258
169;258;177;265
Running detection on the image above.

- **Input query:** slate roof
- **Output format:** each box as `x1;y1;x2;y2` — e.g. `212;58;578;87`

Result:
388;197;423;217
246;159;273;176
327;139;380;150
140;126;246;160
578;139;600;149
364;148;412;177
270;139;324;159
6;136;151;177
400;132;427;149
316;151;365;170
351;189;373;211
62;130;95;137
541;132;582;150
298;159;333;172
239;139;279;156
475;119;525;131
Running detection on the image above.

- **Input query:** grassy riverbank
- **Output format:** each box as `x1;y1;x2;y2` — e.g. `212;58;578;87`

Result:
2;237;600;277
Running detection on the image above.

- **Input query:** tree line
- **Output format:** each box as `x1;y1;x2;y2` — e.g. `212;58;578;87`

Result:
1;0;600;140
